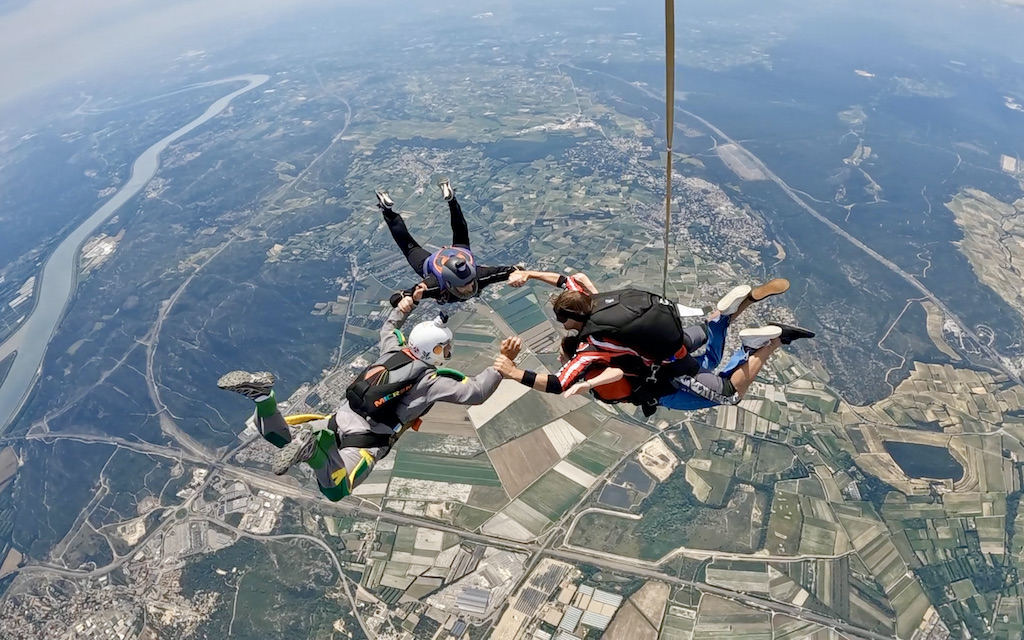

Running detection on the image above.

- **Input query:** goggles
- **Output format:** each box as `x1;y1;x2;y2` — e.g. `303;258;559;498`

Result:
435;342;453;359
554;309;587;323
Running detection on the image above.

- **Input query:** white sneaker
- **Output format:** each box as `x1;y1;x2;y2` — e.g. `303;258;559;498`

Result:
739;325;782;351
716;285;752;316
375;189;395;210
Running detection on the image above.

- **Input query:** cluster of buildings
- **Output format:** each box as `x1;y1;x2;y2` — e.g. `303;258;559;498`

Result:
70;608;139;640
5;276;33;312
490;560;627;640
80;230;125;275
0;575;143;640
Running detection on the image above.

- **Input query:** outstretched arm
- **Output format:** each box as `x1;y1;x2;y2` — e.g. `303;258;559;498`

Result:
507;270;598;294
416;337;523;405
389;275;444;307
562;367;624;398
379;284;425;351
493;356;563;393
475;265;519;292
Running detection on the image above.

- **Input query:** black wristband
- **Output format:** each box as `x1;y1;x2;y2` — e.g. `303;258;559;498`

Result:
556;275;568;288
520;370;537;387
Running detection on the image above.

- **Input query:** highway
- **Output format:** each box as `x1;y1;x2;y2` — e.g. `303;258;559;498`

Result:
6;427;893;639
566;61;1021;388
546;547;894;640
679;107;1022;388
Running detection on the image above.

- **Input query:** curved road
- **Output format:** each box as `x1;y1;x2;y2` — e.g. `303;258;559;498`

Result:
0;74;270;433
567;62;1021;387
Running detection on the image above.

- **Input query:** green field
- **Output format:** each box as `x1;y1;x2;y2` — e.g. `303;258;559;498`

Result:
477;394;560;449
454;332;495;344
787;390;838;415
563;404;612;436
392;451;502;487
567;440;622;475
519;471;587;520
491;289;548;334
452;504;493;530
571;473;764;561
764;490;802;556
591;420;650;453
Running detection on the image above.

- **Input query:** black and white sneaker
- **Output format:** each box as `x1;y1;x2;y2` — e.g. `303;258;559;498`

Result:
738;325;783;351
272;426;316;475
437;176;455;202
217;370;274;401
375;189;395;210
774;323;815;345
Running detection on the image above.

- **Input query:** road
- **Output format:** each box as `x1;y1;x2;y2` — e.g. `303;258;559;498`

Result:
566;61;1021;388
8;426;891;638
0;75;270;433
679;106;1022;388
547;547;893;640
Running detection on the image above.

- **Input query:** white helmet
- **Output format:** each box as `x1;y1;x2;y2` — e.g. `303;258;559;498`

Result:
407;318;453;366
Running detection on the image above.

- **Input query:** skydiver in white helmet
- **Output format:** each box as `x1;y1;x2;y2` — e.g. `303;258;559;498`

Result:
218;285;520;501
376;176;526;307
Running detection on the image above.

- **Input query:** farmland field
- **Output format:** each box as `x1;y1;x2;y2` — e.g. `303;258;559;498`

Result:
489;428;560;498
567;440;623;475
519;470;587;521
477;394;560;449
765;489;802;556
562;404;612;436
392;451;502;487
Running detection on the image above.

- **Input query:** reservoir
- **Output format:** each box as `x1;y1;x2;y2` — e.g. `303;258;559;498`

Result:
883;441;964;481
0;75;269;432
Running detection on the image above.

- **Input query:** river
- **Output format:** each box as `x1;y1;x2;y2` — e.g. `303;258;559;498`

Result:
0;74;269;432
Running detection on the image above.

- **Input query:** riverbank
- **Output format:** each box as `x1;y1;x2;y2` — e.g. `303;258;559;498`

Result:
0;74;269;433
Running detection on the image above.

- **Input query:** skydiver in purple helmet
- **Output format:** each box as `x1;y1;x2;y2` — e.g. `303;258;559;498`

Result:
376;177;523;310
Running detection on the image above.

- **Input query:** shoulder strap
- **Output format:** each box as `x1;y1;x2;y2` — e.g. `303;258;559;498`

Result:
431;367;468;382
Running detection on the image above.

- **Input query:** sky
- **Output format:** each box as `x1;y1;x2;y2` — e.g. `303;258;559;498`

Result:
0;0;330;105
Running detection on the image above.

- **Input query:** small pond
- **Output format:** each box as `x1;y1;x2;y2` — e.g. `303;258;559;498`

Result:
883;441;964;481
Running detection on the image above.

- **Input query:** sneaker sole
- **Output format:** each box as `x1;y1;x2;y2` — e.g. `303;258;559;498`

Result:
273;427;314;475
217;370;274;392
750;278;790;302
716;285;753;315
739;326;784;340
375;190;394;209
437;177;454;201
739;325;783;350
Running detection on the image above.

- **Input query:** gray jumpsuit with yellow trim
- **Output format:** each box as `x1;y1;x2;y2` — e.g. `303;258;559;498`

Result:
254;305;502;501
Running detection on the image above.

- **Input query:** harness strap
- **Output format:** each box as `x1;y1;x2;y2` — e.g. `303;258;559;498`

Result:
329;414;398;449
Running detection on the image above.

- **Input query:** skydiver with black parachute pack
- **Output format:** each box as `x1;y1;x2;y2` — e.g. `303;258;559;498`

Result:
496;283;813;415
376;177;524;307
493;271;801;413
218;285;520;501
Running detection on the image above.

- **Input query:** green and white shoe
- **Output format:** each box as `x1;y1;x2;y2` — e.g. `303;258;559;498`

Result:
273;426;317;475
217;370;274;401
